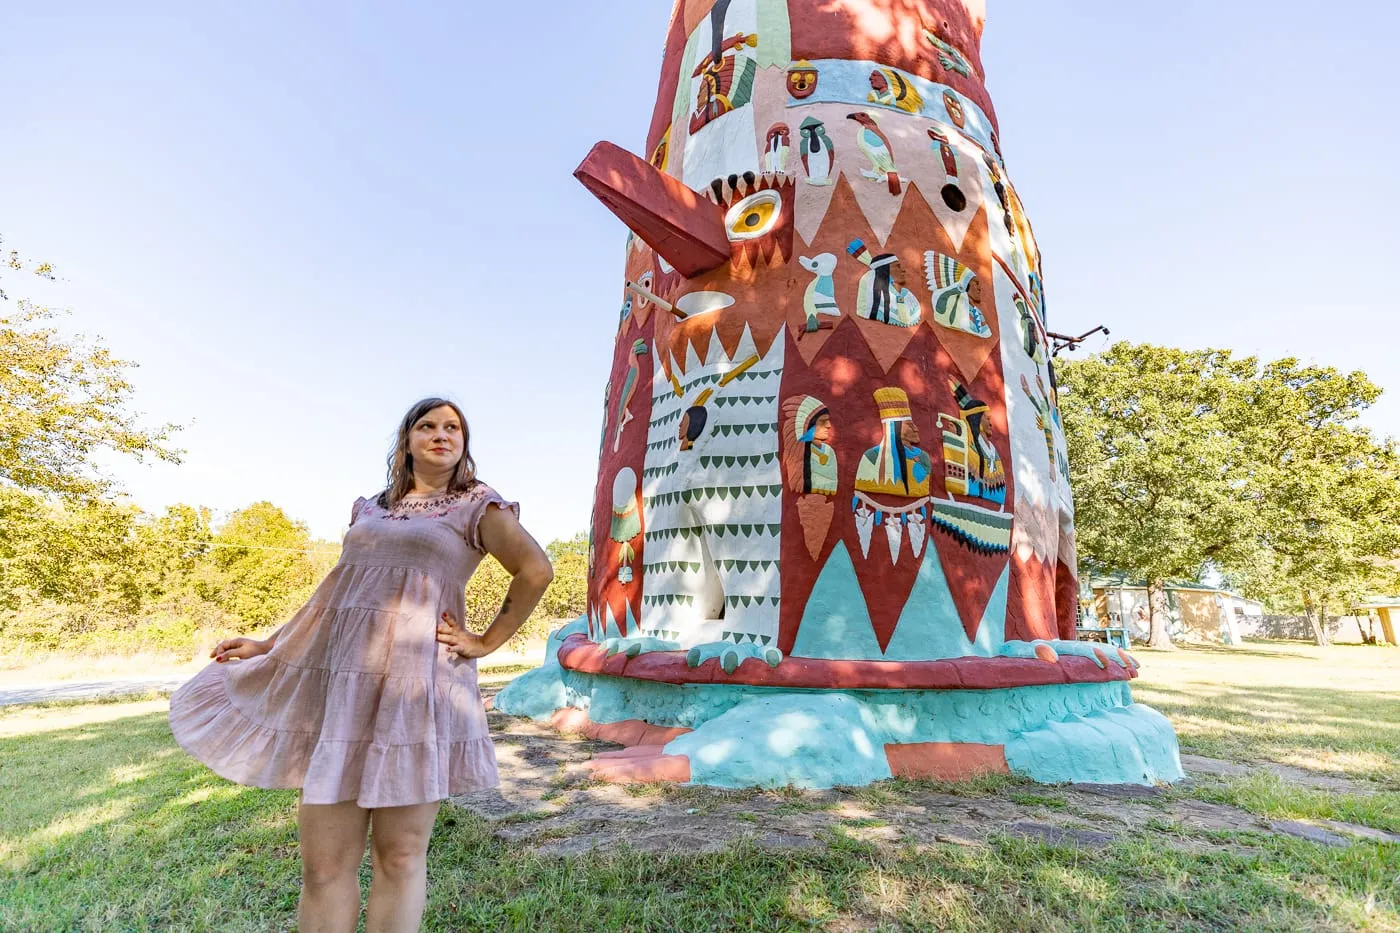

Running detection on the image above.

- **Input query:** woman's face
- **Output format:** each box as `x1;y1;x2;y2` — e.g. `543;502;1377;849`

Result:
409;405;464;474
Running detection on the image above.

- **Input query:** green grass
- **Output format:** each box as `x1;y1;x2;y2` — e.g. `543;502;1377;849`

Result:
1008;792;1069;810
2;642;1399;931
1131;641;1400;786
1181;772;1400;835
1130;641;1400;835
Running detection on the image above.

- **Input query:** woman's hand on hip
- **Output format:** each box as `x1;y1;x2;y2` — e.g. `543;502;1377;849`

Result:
437;612;492;659
212;637;270;663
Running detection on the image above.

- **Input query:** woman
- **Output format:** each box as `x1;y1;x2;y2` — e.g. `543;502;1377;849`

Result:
168;398;553;933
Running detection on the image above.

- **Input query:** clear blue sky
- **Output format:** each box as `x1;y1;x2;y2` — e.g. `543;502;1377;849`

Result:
5;1;1398;543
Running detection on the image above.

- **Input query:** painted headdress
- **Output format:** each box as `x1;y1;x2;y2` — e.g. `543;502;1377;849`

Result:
873;386;913;423
949;379;989;417
848;238;898;270
793;395;829;442
927;253;973;290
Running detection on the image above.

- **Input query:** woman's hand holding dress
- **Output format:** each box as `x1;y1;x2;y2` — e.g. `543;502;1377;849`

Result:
211;637;270;663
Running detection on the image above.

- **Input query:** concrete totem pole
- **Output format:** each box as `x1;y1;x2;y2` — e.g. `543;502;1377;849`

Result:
498;0;1183;788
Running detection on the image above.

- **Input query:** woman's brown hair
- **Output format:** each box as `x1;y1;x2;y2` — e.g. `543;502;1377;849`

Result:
380;397;477;508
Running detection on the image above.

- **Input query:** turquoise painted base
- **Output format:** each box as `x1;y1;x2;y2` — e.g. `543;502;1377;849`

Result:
496;619;1184;789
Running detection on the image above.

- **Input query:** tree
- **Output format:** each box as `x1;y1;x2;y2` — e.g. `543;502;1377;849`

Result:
1059;344;1260;648
211;503;330;631
133;504;216;603
539;533;588;622
1227;360;1400;645
0;237;180;498
463;556;513;630
462;533;590;648
1062;344;1400;648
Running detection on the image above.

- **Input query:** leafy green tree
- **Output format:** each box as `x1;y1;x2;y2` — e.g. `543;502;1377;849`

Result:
0;237;179;498
1226;360;1400;644
133;504;216;602
463;556;512;631
539;533;588;622
1062;344;1400;648
210;503;330;631
462;533;589;648
0;491;154;647
0;488;51;611
1059;345;1259;648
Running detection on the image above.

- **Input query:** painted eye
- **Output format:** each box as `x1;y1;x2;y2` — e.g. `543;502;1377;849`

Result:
725;190;782;241
635;271;654;309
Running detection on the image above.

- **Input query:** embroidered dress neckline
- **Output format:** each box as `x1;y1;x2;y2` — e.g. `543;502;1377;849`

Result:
402;489;452;502
376;485;481;520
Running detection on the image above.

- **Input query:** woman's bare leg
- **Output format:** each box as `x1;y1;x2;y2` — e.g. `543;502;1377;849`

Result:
297;798;370;933
365;801;441;933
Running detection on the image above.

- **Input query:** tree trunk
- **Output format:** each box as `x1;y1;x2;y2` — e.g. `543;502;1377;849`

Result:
1360;615;1378;646
1146;580;1176;650
1302;591;1330;647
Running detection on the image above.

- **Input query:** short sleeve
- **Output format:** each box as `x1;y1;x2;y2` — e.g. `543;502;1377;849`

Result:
463;484;520;553
350;496;369;527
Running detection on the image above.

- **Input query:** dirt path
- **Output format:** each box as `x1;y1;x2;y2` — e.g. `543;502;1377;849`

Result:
453;687;1399;856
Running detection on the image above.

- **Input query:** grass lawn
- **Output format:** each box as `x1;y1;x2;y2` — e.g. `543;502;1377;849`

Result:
1131;640;1399;785
1132;640;1400;839
1;645;1397;931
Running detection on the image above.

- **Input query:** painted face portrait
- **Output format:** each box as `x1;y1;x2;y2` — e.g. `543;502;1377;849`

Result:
900;419;921;447
786;61;818;98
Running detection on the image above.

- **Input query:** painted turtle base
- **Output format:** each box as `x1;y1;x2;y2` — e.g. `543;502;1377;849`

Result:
495;619;1184;789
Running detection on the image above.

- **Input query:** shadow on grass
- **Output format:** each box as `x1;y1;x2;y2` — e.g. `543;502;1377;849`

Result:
1137;681;1400;733
1;711;303;931
1132;678;1400;790
1165;642;1313;660
3;708;1398;931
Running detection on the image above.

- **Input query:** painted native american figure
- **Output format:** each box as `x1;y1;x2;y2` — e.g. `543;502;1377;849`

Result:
499;0;1182;790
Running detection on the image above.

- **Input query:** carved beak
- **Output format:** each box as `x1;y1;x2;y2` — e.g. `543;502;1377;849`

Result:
575;141;730;279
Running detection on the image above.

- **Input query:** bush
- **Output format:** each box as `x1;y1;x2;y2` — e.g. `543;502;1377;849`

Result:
461;535;589;650
0;484;588;661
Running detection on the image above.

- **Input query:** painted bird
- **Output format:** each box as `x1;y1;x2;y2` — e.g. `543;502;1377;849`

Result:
764;122;791;174
612;339;650;452
798;116;834;187
847;111;901;195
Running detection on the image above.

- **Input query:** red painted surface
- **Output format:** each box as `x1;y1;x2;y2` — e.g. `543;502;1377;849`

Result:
1054;558;1079;641
884;741;1010;780
575;141;731;278
775;188;1012;654
786;0;997;132
572;1;1079;678
553;634;1135;690
585;747;693;784
1005;551;1059;643
549;707;694;748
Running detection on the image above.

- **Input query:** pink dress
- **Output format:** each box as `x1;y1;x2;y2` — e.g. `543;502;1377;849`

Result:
168;483;514;808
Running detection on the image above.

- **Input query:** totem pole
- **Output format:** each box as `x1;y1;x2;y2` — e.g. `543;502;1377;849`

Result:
497;0;1182;788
